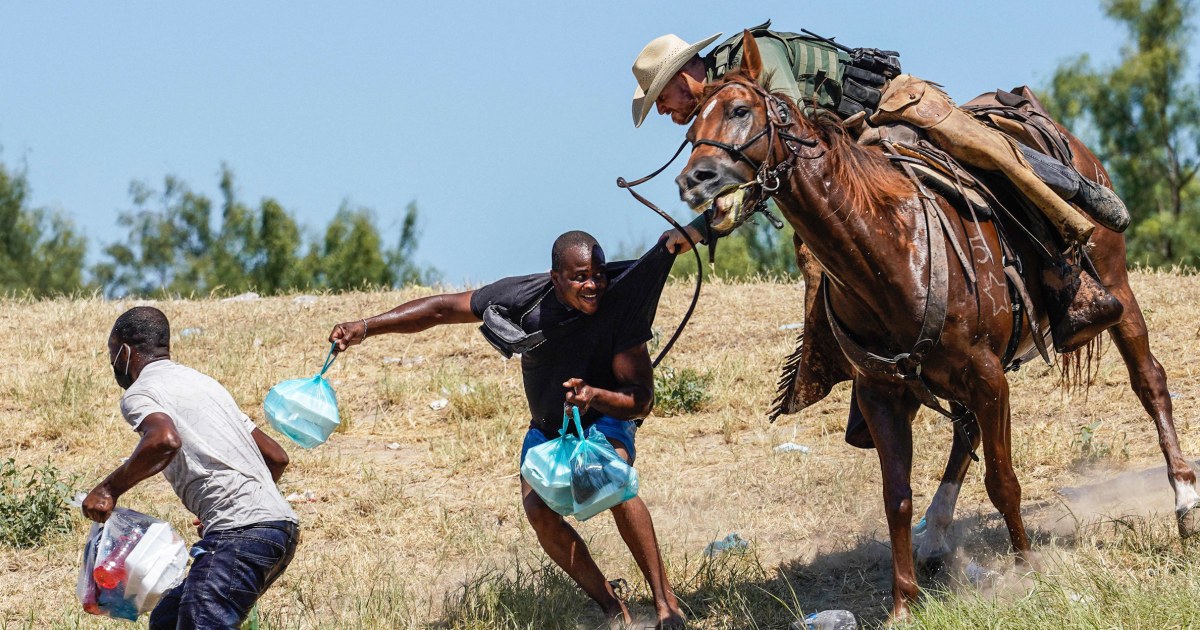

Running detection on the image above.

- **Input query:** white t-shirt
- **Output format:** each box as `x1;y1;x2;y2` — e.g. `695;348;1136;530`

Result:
120;360;298;532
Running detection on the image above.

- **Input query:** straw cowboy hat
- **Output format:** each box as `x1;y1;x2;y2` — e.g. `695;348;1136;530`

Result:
631;32;722;127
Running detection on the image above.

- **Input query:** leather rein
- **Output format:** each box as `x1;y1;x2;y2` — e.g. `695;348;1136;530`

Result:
614;82;809;366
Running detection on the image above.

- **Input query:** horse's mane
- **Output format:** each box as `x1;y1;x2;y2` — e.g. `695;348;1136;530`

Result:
709;73;913;216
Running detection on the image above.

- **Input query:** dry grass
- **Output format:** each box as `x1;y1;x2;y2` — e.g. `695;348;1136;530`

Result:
1;270;1199;628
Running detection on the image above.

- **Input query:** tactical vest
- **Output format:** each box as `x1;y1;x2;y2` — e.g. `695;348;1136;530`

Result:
707;21;849;112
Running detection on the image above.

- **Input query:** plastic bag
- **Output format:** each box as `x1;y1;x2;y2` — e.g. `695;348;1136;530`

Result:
264;343;340;448
570;425;639;521
520;408;583;515
77;506;187;620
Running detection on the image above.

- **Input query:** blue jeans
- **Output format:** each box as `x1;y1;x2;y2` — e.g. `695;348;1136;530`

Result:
519;415;639;467
149;520;298;630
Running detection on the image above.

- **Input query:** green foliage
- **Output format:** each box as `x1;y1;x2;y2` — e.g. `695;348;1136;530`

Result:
0;459;77;549
316;205;395;291
0;161;88;296
1044;0;1200;267
670;205;799;280
94;165;436;297
653;365;712;416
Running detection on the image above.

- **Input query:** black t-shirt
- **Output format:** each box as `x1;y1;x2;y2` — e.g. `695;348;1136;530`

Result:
469;243;675;433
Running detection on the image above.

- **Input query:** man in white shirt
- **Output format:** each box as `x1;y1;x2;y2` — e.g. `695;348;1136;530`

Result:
82;306;299;630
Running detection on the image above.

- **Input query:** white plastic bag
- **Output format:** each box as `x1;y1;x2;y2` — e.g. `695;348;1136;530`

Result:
77;506;187;620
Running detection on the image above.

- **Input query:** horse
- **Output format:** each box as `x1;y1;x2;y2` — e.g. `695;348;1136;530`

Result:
673;33;1197;621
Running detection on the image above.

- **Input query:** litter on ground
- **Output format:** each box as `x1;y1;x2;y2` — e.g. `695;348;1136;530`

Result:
704;532;749;557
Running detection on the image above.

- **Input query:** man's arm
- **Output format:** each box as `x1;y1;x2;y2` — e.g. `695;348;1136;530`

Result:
563;342;654;420
82;413;181;523
660;214;709;254
329;291;479;352
252;427;289;483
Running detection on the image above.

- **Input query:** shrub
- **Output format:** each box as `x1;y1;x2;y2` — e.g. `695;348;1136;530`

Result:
654;366;712;416
0;459;77;548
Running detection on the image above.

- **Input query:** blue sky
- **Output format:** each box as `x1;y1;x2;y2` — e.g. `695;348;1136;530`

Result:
0;2;1188;286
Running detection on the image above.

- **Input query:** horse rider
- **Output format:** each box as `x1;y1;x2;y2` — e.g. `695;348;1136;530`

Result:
633;21;1129;238
633;22;1128;352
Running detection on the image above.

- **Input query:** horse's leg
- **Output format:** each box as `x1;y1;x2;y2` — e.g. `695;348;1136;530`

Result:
914;416;981;569
856;378;922;621
1104;274;1200;536
970;358;1033;561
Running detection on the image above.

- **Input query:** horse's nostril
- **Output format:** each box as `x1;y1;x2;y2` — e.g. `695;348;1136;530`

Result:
690;169;718;186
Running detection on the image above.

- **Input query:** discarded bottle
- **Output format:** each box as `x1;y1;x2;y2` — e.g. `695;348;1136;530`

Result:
94;534;139;589
803;610;857;630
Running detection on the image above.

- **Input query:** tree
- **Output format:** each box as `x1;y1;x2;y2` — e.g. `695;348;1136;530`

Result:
256;198;306;293
317;204;394;291
0;161;87;296
93;176;215;296
1044;0;1200;266
93;166;434;296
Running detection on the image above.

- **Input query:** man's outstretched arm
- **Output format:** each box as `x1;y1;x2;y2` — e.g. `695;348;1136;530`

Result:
329;291;479;352
82;413;181;523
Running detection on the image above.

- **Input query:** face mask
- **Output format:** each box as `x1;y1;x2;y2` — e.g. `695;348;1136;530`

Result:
111;343;134;389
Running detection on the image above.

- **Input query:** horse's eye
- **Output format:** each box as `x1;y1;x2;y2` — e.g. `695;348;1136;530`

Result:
732;106;750;118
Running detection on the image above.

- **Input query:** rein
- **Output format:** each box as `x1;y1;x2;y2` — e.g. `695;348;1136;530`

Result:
616;143;704;369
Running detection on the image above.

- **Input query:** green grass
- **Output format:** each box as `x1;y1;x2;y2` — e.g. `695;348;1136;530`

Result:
653;366;713;416
0;459;78;549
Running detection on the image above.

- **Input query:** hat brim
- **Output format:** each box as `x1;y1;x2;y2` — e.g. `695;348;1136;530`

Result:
632;32;721;127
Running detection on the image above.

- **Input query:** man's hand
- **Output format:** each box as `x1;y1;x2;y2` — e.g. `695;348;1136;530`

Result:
563;378;596;413
660;225;703;255
192;517;204;537
82;483;116;523
329;320;368;353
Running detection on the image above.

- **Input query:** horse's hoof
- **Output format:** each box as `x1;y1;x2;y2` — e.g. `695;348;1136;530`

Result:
917;553;948;577
1177;502;1200;539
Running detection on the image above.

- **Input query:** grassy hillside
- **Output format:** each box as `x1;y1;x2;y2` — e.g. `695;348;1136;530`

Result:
2;270;1199;629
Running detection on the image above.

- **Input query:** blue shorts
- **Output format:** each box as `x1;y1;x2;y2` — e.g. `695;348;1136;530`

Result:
519;416;638;468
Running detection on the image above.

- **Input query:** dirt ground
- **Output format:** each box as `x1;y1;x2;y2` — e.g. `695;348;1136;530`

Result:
1;269;1198;628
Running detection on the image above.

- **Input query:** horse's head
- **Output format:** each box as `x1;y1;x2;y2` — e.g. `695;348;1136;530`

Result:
676;32;792;235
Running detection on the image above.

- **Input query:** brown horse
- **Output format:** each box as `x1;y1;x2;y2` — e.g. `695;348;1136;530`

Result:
674;34;1197;621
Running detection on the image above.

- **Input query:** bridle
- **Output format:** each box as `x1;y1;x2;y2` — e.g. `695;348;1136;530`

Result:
688;80;820;230
612;78;817;367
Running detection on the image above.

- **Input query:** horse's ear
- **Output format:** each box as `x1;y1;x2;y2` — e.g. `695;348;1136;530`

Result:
740;30;762;83
682;71;706;102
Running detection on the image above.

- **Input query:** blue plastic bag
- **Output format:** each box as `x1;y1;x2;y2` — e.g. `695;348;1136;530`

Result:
520;408;582;515
570;425;639;521
264;343;340;449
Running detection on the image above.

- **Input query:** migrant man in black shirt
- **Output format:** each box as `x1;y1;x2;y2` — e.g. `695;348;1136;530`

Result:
328;231;685;628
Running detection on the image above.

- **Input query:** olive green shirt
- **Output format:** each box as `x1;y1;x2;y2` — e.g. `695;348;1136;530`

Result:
704;34;846;112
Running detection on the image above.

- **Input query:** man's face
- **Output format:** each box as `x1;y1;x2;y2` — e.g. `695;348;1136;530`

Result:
108;336;135;390
656;71;700;125
551;245;608;315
